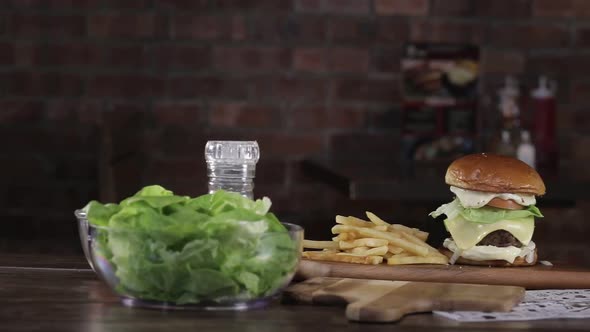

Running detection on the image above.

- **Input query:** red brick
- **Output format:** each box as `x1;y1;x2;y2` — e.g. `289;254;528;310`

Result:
172;14;244;41
481;50;525;74
88;13;164;39
570;80;590;105
8;14;86;38
0;100;44;124
256;133;323;157
154;0;209;10
572;135;590;162
333;78;400;102
212;0;292;11
255;159;288;185
250;15;327;43
251;77;328;102
372;46;403;73
410;20;484;43
103;0;151;9
152;45;210;70
103;45;149;68
375;18;408;43
575;26;590;47
330;133;400;159
165;76;247;99
294;0;321;11
430;0;472;16
7;0;101;9
88;74;164;98
210;102;278;128
474;0;530;18
0;42;14;65
533;0;590;18
526;54;570;77
293;48;326;72
1;71;83;97
40;43;101;66
45;99;102;125
323;0;370;15
489;24;570;49
375;0;429;16
291;106;365;129
212;47;291;71
153;102;203;126
329;17;376;45
327;48;369;73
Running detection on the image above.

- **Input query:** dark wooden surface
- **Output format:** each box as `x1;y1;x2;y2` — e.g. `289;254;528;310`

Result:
302;158;590;204
1;254;590;331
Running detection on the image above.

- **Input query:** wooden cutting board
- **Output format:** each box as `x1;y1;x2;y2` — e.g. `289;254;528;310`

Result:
283;277;525;323
297;259;590;289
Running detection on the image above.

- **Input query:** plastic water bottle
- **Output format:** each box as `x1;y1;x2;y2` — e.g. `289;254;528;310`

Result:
204;141;260;199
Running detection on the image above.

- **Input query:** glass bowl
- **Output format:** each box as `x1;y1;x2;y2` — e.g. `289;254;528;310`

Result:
74;210;303;310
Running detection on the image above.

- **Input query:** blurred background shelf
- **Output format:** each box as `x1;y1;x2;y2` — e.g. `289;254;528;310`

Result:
302;157;589;206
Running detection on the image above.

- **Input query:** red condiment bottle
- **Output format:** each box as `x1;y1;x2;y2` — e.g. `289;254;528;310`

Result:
530;76;558;177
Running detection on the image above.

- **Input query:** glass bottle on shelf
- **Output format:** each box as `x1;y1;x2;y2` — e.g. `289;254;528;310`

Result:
204;140;260;199
497;130;516;158
517;130;536;168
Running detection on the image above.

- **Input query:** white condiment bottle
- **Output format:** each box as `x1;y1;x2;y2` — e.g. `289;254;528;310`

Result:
516;130;536;168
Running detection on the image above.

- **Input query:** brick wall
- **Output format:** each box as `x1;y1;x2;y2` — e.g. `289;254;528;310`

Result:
0;0;589;256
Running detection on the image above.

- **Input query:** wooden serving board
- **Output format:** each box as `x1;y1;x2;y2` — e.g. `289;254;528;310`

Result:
283;277;525;323
296;259;590;289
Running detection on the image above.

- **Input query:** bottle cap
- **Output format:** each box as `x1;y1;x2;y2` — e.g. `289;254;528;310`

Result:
521;130;531;142
498;76;519;98
502;130;510;142
205;141;260;165
531;76;556;99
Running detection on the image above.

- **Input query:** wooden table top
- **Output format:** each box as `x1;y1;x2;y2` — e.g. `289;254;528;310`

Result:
2;254;590;332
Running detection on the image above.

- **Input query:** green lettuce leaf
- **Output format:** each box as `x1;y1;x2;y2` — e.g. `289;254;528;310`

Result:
83;186;298;304
430;198;543;224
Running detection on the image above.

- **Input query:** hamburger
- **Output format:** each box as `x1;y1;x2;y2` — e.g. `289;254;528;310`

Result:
429;153;545;266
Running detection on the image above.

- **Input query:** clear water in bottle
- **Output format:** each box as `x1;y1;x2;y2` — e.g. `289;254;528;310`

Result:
204;141;260;199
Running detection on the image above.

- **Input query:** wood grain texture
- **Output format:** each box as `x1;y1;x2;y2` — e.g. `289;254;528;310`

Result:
1;254;590;331
297;259;590;289
284;277;524;322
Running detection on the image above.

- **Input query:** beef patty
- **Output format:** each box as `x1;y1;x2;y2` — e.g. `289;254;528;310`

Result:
476;230;523;248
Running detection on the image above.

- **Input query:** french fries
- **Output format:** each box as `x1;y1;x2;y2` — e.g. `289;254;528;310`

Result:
302;212;448;266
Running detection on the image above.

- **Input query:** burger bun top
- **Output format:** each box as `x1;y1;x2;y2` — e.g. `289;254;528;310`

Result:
445;153;546;196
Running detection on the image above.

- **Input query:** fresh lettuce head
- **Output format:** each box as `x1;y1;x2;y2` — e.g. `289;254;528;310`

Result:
81;185;300;304
429;198;543;224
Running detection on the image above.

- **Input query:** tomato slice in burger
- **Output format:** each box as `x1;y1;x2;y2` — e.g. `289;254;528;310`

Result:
486;197;525;210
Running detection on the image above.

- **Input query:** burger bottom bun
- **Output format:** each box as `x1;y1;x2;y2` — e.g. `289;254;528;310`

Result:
439;247;538;267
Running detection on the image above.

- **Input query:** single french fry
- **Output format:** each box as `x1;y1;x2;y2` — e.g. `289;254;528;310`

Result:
387;255;448;265
303;239;340;250
303;251;383;265
389;224;429;241
322;248;339;253
373;225;388;231
364;245;389;256
339;238;388;250
412;229;429;242
332;225;429;257
399;232;446;258
350;246;370;255
391;252;412;258
387;245;404;254
336;215;373;228
366;211;391;227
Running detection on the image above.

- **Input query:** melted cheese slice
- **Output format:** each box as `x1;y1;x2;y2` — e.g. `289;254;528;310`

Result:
443;238;536;263
444;215;535;250
450;186;536;208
